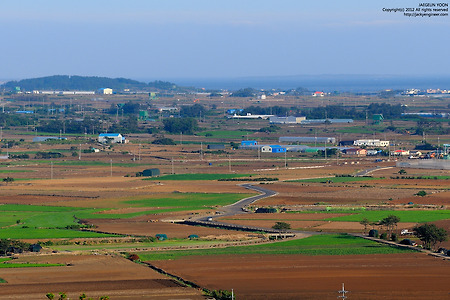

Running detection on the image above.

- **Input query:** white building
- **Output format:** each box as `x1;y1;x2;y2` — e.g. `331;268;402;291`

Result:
269;116;306;124
98;88;113;95
98;133;124;144
353;139;389;147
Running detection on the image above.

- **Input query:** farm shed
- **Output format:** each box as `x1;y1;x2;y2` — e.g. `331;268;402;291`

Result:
142;168;160;177
271;145;286;153
156;234;167;241
241;140;258;147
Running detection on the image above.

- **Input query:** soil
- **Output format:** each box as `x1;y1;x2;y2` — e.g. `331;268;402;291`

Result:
151;252;450;300
0;254;205;299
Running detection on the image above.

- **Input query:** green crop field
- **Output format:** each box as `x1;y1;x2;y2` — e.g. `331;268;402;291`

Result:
0;227;115;239
136;234;414;261
0;278;6;283
146;173;252;181
288;177;382;183
123;193;252;210
0;170;33;173
325;210;450;223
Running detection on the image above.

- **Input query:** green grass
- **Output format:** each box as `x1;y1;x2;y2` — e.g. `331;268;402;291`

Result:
123;193;253;210
0;258;12;263
145;173;252;181
137;234;415;261
0;228;116;239
0;170;33;173
0;263;64;268
325;210;450;223
288;177;382;183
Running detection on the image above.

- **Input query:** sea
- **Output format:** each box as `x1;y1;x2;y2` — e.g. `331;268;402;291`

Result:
161;75;450;93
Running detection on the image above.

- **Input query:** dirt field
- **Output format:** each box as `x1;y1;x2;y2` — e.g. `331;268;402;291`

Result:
0;254;205;299
151;253;450;300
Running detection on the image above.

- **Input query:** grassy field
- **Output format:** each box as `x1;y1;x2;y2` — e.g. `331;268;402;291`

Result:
145;173;252;181
288;177;382;183
325;210;450;223
136;234;415;261
123;193;253;211
0;227;115;239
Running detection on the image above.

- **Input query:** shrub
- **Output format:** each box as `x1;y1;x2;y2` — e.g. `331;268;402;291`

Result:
416;191;427;197
380;232;388;240
391;233;398;242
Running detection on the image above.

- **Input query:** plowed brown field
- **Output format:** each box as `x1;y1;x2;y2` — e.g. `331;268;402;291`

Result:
151;253;450;300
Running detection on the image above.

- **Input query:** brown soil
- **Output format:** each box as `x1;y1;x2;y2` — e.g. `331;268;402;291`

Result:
0;254;205;299
151;253;450;300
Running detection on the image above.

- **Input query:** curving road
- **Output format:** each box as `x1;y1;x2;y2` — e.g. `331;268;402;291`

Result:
197;183;278;222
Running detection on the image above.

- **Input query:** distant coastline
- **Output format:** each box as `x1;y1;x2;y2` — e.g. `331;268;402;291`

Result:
159;74;450;92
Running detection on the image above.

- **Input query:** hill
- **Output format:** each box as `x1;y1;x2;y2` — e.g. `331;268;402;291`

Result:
1;75;177;92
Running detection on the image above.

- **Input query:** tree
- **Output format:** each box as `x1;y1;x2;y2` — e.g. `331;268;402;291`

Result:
163;118;198;134
398;169;407;174
272;222;291;230
379;215;400;236
413;223;447;250
359;217;370;234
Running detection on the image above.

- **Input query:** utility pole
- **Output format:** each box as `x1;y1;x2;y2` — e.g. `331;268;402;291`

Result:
284;151;287;169
79;144;81;160
110;159;113;177
200;142;203;160
50;161;53;180
171;157;174;174
139;144;141;161
228;155;231;172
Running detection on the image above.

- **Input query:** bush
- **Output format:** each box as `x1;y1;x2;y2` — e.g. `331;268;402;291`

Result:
416;190;427;197
368;229;378;238
391;233;398;242
380;232;388;240
272;222;291;230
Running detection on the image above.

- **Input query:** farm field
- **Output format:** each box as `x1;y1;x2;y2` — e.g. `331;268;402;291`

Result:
0;97;448;299
0;254;205;299
151;253;450;300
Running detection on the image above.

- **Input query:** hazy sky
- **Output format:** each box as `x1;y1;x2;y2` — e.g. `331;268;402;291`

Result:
1;0;449;81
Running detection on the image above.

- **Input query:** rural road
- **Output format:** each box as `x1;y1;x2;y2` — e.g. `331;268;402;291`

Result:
197;183;278;222
355;166;394;176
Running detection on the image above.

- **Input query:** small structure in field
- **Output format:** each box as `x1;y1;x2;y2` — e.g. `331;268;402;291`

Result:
142;168;160;177
155;234;167;241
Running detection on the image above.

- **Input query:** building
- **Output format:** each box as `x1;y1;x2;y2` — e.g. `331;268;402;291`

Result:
345;148;367;156
312;91;325;97
142;168;160;177
241;140;258;147
279;136;336;144
269;116;306;124
98;133;124;144
354;139;389;147
261;145;286;153
392;150;410;156
271;145;286;153
300;119;353;124
227;113;274;119
98;88;113;95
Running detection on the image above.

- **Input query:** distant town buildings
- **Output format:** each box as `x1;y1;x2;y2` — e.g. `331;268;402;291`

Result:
353;139;389;147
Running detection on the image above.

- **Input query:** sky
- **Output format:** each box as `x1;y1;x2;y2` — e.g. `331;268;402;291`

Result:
1;0;449;81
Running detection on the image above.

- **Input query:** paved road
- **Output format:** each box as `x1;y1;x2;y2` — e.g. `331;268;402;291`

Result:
197;183;278;222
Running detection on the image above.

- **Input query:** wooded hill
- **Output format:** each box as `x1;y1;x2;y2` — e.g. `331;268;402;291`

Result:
1;75;177;92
